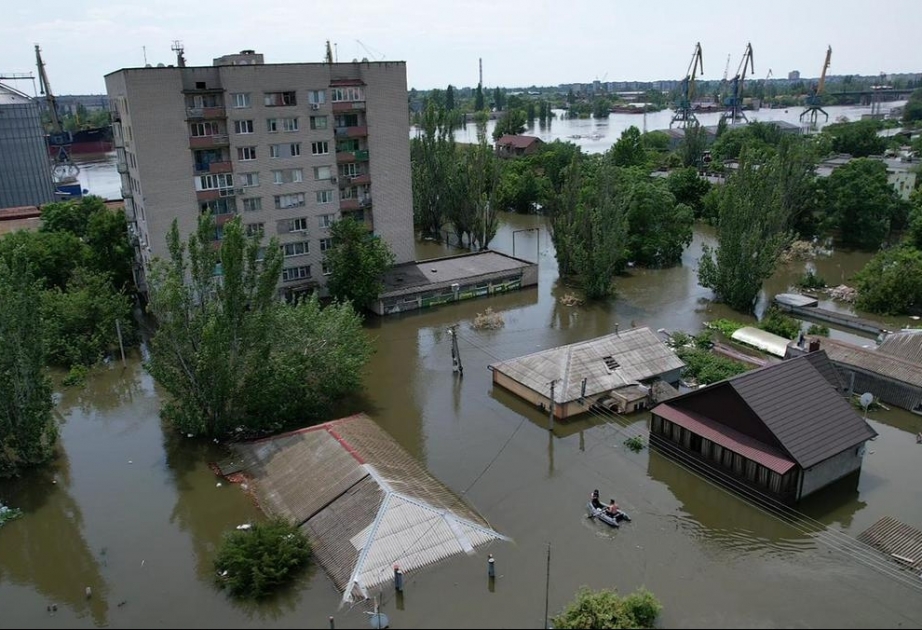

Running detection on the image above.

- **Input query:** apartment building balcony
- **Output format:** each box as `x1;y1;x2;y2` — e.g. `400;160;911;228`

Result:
189;134;229;149
186;106;227;120
344;173;371;186
335;125;368;138
340;196;372;212
117;161;129;174
332;100;366;113
214;212;238;226
336;149;370;163
193;160;233;175
121;186;133;200
196;189;236;202
341;208;374;232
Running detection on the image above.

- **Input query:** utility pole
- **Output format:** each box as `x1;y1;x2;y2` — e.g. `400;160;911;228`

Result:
544;542;551;629
548;380;555;431
448;325;463;376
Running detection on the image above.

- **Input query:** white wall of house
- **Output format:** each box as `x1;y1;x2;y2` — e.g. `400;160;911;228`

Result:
799;445;866;500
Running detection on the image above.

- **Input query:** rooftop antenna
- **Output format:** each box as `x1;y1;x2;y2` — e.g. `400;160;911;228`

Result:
143;45;148;66
325;40;334;64
479;57;483;86
171;40;185;68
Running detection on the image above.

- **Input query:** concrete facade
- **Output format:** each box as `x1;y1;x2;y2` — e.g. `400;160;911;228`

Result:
105;55;413;295
0;83;56;209
799;446;864;500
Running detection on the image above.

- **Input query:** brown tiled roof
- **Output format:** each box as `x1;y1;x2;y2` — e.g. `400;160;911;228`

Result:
495;134;541;149
726;352;876;468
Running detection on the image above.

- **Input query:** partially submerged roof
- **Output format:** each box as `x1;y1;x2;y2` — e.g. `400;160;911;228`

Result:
489;327;684;403
223;414;506;603
379;251;534;299
652;352;876;469
813;337;922;389
495;134;542;149
731;326;791;358
775;293;819;308
877;330;922;365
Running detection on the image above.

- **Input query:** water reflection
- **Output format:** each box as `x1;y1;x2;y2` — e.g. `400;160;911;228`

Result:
0;452;109;625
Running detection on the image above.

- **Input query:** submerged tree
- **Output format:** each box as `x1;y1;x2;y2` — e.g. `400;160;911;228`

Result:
411;102;456;237
552;587;662;629
146;215;372;438
698;152;792;312
326;217;395;308
0;253;56;476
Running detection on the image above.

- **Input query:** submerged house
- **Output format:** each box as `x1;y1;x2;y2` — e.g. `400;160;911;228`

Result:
489;327;685;420
650;351;877;503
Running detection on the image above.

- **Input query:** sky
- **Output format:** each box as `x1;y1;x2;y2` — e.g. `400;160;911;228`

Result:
1;0;920;95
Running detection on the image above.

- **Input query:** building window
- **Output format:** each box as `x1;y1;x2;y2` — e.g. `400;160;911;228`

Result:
322;260;333;275
331;87;364;102
308;90;326;105
272;168;303;184
190;121;220;136
311;141;329;155
316;190;334;204
275;193;306;209
289;217;309;232
282;265;311;282
314;166;332;180
281;117;299;132
200;197;236;216
319;237;334;252
290;143;301;157
264;91;297;107
245;223;264;237
269;143;301;158
310;115;328;130
282;241;309;257
267;118;279;133
242;197;262;212
240;172;259;188
340;163;359;177
196;173;234;190
233;120;254;134
232;93;251;108
318;213;335;228
237;146;257;161
269;144;280;158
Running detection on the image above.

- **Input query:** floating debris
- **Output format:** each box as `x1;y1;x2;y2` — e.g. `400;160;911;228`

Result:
0;503;23;527
559;292;584;307
471;307;505;330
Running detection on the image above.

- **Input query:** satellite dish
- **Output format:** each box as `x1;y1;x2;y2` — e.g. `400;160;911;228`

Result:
859;392;874;409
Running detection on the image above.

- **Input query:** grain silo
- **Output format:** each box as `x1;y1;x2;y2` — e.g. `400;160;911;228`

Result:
0;82;55;209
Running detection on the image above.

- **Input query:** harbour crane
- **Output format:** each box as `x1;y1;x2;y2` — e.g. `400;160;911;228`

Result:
670;42;704;129
721;42;754;124
35;45;78;182
800;46;832;130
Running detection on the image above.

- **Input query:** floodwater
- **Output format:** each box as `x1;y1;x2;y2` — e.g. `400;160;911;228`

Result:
3;214;922;628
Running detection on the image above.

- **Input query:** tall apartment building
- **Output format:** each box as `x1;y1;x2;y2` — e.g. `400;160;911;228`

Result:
105;51;414;295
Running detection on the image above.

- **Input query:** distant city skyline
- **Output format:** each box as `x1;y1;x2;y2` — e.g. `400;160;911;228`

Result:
1;0;920;95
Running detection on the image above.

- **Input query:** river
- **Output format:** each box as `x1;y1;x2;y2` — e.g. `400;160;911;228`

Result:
2;216;922;628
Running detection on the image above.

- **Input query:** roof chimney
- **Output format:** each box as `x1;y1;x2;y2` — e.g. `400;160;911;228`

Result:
809;339;821;353
615;323;620;336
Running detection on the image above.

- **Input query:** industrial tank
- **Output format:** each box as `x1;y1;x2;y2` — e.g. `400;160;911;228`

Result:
0;82;55;209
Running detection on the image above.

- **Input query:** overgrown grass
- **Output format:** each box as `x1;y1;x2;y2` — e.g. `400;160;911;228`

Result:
706;318;745;337
677;347;750;385
796;271;827;290
807;323;830;337
759;307;801;340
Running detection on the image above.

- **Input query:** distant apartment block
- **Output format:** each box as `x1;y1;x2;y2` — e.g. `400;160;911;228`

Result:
105;50;414;295
788;70;800;81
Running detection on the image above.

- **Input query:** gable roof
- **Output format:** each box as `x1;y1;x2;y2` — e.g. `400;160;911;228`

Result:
653;352;876;468
811;336;922;389
221;414;506;603
878;330;922;365
489;327;685;403
495;134;542;149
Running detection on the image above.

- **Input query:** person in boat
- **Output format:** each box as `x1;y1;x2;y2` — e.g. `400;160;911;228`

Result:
606;499;620;517
590;489;603;510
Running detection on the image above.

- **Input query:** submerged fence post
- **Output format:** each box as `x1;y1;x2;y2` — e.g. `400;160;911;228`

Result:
393;564;403;592
329;616;335;629
488;553;495;578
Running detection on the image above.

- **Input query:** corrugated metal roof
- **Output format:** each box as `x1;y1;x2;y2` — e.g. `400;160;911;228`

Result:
878;331;922;365
730;326;791;358
226;414;506;603
489;327;684;403
654;404;797;474
380;251;533;298
814;337;922;389
728;352;877;468
775;293;819;307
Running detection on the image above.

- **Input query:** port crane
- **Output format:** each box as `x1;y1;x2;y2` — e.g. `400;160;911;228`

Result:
721;42;754;124
800;46;831;130
670;42;704;128
35;44;78;182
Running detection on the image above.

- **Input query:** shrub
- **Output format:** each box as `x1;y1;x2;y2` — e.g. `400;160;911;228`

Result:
797;271;826;290
667;330;692;348
552;586;662;629
807;323;830;337
214;518;311;599
62;364;89;387
624;436;646;453
758;307;801;340
706;318;745;338
0;503;23;527
677;347;750;385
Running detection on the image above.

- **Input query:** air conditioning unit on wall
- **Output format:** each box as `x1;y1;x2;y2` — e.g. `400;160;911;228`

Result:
310;103;320;111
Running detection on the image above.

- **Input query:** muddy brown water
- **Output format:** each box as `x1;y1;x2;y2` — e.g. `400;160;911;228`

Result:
2;214;922;628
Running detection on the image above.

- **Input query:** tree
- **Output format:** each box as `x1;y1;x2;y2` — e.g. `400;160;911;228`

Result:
823;120;886;158
666;167;711;218
774;135;821;237
40;196;108;237
146;215;372;438
698;152;792;312
552;587;662;629
85;208;135;291
492;109;527;140
493;86;504;111
411;102;456;236
680;123;708;168
41;268;133;367
445;84;455;111
475;84;484;111
548;153;584;277
326;217;395;307
903;88;922;124
214;518;311;599
609;126;648;169
854;245;922;315
0;229;87;290
0;253;56;477
905;189;922;249
824;158;900;249
622;175;694;268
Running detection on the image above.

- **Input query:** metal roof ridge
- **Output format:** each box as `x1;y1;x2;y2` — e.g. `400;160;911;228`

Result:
343;491;392;604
